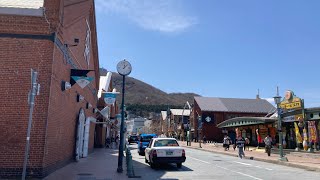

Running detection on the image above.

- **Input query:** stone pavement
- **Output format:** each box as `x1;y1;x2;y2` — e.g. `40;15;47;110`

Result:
43;148;129;180
178;141;320;172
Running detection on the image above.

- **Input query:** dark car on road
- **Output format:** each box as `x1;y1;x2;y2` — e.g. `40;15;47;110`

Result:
128;135;138;144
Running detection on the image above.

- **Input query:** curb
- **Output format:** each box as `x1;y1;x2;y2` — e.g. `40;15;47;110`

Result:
181;144;320;172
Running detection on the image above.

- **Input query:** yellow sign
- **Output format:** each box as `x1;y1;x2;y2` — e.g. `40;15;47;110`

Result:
280;101;302;110
280;90;303;110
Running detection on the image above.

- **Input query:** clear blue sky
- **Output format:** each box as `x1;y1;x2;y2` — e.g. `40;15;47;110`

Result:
94;0;320;108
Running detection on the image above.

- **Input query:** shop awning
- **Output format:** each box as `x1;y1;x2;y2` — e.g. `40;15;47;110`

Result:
217;117;277;128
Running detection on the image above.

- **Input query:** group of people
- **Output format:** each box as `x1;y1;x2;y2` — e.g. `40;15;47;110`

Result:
105;135;120;149
223;133;273;159
223;135;250;150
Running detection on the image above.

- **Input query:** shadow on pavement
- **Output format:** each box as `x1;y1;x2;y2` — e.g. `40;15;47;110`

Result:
43;148;127;180
152;163;193;171
127;144;193;179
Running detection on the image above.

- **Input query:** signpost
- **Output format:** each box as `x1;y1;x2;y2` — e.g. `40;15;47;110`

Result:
22;69;39;180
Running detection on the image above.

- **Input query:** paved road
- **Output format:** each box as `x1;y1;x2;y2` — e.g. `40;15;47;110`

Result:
129;144;320;180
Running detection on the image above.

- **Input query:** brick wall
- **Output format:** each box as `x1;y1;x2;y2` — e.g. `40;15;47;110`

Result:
42;0;99;176
0;0;100;178
0;36;54;177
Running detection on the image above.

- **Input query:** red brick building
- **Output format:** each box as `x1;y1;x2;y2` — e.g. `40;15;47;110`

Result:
192;97;275;143
0;0;100;178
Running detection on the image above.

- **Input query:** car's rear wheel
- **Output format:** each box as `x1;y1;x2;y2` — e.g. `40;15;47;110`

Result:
177;163;182;168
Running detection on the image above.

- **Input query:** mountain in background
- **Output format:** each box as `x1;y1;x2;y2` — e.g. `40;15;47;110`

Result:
100;68;200;115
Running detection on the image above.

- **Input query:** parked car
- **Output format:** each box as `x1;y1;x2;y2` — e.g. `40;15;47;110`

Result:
138;133;157;155
128;135;138;144
145;138;186;168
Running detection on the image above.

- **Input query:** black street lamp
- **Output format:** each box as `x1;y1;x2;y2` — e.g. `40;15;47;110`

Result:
273;95;288;161
116;59;132;173
198;116;202;148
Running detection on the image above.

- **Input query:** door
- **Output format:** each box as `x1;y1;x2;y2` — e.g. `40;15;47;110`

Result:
76;108;85;161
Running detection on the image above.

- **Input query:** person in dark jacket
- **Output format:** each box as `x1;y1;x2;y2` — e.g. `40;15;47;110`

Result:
236;136;246;159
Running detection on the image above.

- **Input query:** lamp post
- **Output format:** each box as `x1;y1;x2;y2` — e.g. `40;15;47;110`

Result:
198;116;202;148
182;101;191;145
273;95;288;161
116;59;132;173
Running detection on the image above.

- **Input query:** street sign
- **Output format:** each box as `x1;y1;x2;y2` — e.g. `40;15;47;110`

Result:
104;92;117;105
281;109;303;118
282;114;303;122
71;76;93;89
280;101;302;110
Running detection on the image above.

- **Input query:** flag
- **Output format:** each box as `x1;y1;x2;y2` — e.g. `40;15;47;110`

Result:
294;122;302;143
308;121;317;143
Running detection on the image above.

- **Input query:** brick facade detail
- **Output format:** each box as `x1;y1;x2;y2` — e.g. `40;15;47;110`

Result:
0;0;100;178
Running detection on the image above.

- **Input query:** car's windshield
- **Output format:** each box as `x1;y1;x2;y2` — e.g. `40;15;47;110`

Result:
140;136;154;142
154;139;179;147
130;136;137;139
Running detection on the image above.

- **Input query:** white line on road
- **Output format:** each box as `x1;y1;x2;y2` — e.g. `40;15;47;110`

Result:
233;161;273;171
263;167;273;171
188;156;210;164
233;161;251;166
214;164;264;180
188;156;263;180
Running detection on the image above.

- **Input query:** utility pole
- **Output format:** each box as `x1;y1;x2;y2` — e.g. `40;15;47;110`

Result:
22;69;39;180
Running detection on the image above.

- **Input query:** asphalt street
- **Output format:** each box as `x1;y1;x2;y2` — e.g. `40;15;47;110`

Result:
129;144;320;180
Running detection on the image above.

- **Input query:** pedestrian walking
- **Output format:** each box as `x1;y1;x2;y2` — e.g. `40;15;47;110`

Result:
244;137;250;151
236;136;245;159
264;134;272;156
105;137;111;148
223;135;231;151
256;129;262;149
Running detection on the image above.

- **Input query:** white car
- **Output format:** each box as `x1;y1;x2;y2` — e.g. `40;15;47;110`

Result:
145;138;186;168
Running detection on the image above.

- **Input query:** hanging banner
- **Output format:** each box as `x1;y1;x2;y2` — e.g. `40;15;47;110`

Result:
308;121;318;143
71;76;94;89
103;92;117;105
294;122;302;143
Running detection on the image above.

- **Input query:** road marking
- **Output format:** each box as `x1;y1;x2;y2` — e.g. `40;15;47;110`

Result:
214;164;263;180
188;156;210;164
263;167;273;171
188;157;263;180
233;161;273;171
233;161;251;166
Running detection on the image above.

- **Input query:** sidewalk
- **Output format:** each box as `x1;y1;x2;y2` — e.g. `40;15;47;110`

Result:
179;141;320;172
43;148;128;180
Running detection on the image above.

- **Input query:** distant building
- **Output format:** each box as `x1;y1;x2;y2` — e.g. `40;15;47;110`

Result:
127;117;147;135
192;97;275;142
161;109;191;139
217;91;320;150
